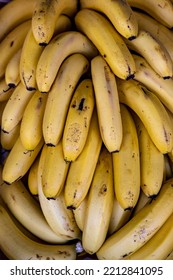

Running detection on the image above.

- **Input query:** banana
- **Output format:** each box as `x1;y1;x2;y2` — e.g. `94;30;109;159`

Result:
2;136;44;184
75;8;136;80
0;78;14;102
0;101;7;127
73;196;88;232
42;140;70;198
32;0;78;45
1;82;35;134
127;0;173;28
37;144;81;240
1;121;20;151
125;212;173;260
132;190;152;216
0;204;76;260
20;90;47;150
91;55;123;153
28;155;40;196
43;53;90;146
82;146;114;255
134;114;164;197
117;78;173;154
64;110;102;209
80;0;138;40
20;15;72;91
97;177;173;260
5;48;21;88
133;54;173;113
163;154;173;181
124;29;173;79
62;79;95;162
0;20;31;79
0;0;35;41
112;104;140;210
36;31;98;93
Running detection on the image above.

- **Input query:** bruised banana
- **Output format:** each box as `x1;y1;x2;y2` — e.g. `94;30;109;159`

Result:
117;79;173;154
64;110;102;209
5;48;22;88
36;31;98;93
80;0;138;40
43;53;90;146
62;78;95;162
112;104;140;210
75;8;136;80
97;177;173;260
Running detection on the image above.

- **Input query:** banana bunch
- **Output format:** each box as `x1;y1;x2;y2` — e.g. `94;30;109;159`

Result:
1;0;173;260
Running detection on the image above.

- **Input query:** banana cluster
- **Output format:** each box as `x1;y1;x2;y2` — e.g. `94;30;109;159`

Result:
1;0;173;260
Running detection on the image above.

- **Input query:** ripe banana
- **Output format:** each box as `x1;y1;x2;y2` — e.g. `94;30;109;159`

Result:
0;204;76;260
80;0;138;40
112;104;140;210
32;0;78;45
28;155;40;196
97;177;173;260
82;146;114;255
1;121;20;151
2;136;44;184
64;110;102;209
127;0;173;28
5;48;21;88
0;20;31;79
20;90;47;150
43;53;90;146
133;54;173;113
36;31;98;93
42;140;70;198
0;78;14;102
0;0;35;41
132;190;152;216
62;78;95;162
117;79;173;154
73;196;88;232
91;55;123;153
75;8;136;80
1;82;34;134
125;29;173;79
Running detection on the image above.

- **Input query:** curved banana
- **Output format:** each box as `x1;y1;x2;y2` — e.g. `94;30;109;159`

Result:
32;0;78;45
82;146;114;255
20;90;47;150
43;53;90;146
5;48;21;88
0;20;31;79
73;196;88;232
117;79;173;154
28;155;40;196
97;177;173;260
133;54;173;113
0;0;35;41
112;104;140;210
75;8;136;80
125;29;173;79
91;55;123;153
64;110;102;209
2;136;44;184
0;204;76;260
20;15;72;91
0;101;7;126
0;78;14;102
127;0;173;28
36;31;98;93
80;0;138;40
1;121;20;151
1;82;35;134
132;190;152;216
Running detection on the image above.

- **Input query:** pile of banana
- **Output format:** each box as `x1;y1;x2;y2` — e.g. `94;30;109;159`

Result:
1;0;173;260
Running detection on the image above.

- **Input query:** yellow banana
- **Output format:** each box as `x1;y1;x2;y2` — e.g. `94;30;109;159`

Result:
1;121;20;151
64;110;102;209
1;82;34;134
132;190;152;216
0;101;7;126
75;8;136;80
0;204;76;260
127;0;173;28
62;78;95;162
2;136;44;184
80;0;138;40
73;196;88;232
125;29;173;79
91;55;123;153
112;104;140;210
82;146;114;255
36;30;98;93
0;78;14;102
97;177;173;260
28;155;40;196
20;90;47;150
5;48;21;88
43;53;90;146
117;78;173;154
32;0;78;45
